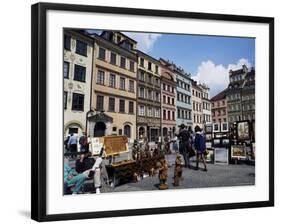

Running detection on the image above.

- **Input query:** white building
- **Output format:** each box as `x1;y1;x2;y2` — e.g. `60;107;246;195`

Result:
63;30;94;137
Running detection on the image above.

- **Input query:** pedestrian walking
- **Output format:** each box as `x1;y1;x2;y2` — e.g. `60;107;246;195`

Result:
68;133;78;157
194;125;207;171
177;124;191;168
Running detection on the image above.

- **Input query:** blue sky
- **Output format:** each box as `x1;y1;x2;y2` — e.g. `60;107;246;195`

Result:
88;30;255;97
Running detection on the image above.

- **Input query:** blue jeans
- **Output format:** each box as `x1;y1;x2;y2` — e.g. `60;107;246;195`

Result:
65;173;87;193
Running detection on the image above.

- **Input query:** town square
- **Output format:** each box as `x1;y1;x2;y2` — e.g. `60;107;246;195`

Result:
63;29;255;195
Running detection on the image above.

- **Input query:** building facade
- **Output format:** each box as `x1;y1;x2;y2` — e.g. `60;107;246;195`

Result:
87;31;138;142
211;89;228;124
241;68;255;121
136;50;161;142
160;59;177;139
174;65;193;132
199;83;212;125
226;65;255;124
63;30;94;137
191;80;203;130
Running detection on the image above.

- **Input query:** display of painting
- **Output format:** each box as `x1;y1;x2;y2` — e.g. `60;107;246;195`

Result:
204;122;229;164
205;121;255;165
230;120;255;164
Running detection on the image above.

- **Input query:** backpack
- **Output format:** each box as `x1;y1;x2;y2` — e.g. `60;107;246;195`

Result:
194;134;205;152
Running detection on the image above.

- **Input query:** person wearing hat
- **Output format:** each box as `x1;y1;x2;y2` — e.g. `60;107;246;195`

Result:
177;123;192;168
194;125;207;171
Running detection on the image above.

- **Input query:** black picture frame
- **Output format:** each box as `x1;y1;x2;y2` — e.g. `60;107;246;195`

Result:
31;2;274;222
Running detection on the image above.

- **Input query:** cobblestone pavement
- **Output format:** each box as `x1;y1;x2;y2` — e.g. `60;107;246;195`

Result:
68;151;255;194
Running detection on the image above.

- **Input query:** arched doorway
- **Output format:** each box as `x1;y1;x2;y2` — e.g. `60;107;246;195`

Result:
124;125;131;138
94;122;106;137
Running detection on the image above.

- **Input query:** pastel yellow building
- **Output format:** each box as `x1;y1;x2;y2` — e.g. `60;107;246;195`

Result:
86;31;138;142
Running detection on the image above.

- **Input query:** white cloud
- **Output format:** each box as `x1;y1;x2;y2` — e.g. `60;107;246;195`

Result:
192;58;252;97
124;32;161;53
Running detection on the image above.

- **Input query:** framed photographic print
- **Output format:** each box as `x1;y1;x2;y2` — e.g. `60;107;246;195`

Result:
221;138;230;146
231;145;247;159
206;142;212;149
205;149;214;163
213;123;220;133
31;2;274;222
221;122;229;132
205;133;212;141
205;125;212;133
214;148;229;165
213;138;221;146
237;121;250;140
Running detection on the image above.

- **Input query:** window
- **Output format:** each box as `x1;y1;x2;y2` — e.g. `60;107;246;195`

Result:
139;105;145;116
139;71;145;81
155;92;160;102
172;98;174;105
155;65;158;74
120;77;125;90
148;62;152;70
163;110;166;120
163;83;166;90
163;95;166;104
109;74;116;88
182;110;184;119
148;107;153;117
64;91;67;109
140;58;144;67
167;97;170;104
129;61;134;72
124;125;131;138
129;80;134;92
148;90;152;100
97;70;105;85
72;93;84;111
76;40;87;56
64;35;71;50
119;99;125;112
63;61;69;78
120;56;126;68
188;96;191;104
168;111;171;120
74;64;86;82
155;78;159;86
155;108;160;118
110;52;116;65
139;87;145;98
148;74;152;83
188;111;191;120
178;109;181;118
96;95;104;111
129;101;134;114
98;47;106;60
172;111;175;120
108;97;115;112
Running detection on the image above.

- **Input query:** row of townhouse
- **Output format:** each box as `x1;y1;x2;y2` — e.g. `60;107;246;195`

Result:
63;30;212;142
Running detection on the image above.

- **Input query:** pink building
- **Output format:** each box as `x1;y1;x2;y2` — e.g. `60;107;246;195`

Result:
210;89;228;124
160;59;177;139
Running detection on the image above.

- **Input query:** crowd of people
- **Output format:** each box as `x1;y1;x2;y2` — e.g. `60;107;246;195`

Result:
63;124;208;194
